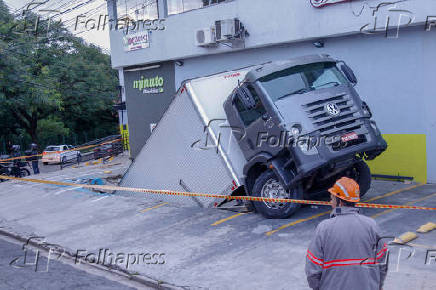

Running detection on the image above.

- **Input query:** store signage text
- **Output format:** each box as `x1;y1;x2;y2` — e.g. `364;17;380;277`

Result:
133;76;164;94
310;0;351;8
123;31;150;52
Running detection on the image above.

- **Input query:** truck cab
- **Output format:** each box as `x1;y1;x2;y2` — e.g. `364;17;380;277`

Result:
224;55;387;218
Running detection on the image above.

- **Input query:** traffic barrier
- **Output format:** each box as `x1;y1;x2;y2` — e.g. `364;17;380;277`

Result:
1;175;436;211
417;222;436;233
393;232;418;244
0;139;122;163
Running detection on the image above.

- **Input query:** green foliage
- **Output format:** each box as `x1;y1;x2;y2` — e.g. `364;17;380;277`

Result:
0;0;119;151
37;117;70;148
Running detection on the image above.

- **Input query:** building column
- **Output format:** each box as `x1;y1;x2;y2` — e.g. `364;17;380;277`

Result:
106;0;118;20
158;0;168;18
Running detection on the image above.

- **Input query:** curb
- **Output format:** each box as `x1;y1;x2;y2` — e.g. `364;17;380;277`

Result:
0;227;184;290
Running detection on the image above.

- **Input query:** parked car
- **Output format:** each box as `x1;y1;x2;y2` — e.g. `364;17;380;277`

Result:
93;142;123;160
42;145;81;165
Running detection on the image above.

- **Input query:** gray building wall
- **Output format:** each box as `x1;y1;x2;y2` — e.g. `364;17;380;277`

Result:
108;0;436;68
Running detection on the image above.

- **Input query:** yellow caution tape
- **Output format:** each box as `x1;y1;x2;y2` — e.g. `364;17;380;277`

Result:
1;175;436;211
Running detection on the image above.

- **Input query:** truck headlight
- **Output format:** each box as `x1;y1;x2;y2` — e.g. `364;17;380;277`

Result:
370;121;380;136
362;101;372;118
290;124;302;136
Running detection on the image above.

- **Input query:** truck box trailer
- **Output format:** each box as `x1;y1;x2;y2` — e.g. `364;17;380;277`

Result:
120;54;387;218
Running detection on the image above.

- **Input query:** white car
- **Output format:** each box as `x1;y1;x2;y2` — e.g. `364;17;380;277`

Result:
42;145;81;165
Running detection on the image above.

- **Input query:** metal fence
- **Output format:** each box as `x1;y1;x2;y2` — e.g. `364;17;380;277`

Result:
0;133;121;157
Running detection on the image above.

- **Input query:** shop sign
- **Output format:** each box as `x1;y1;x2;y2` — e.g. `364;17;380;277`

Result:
133;76;164;94
123;31;150;52
310;0;351;8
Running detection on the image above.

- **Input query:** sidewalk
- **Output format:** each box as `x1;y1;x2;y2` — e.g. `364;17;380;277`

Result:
0;159;435;289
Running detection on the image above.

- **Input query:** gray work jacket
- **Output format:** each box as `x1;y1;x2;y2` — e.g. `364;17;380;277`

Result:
305;207;388;290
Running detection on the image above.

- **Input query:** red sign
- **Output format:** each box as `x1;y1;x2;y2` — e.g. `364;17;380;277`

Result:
310;0;351;8
341;132;359;143
223;72;241;79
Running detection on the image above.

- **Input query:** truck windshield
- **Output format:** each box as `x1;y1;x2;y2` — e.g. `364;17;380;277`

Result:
258;62;347;102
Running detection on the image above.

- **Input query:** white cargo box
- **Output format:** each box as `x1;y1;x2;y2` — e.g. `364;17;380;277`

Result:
120;67;255;207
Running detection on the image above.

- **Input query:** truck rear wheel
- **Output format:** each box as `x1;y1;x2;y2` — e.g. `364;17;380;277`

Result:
251;170;302;219
345;161;371;197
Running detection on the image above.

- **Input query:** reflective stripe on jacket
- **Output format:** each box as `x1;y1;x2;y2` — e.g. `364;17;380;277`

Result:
305;207;388;290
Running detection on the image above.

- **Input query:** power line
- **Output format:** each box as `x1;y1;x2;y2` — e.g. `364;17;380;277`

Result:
17;0;100;21
13;0;47;14
62;2;107;27
63;0;158;30
10;1;111;50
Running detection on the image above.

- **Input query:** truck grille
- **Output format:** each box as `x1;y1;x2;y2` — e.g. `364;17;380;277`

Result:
303;94;363;137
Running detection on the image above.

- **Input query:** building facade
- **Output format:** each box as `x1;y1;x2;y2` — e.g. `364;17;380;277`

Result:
107;0;436;183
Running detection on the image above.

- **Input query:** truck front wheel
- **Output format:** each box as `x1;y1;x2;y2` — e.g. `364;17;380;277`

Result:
251;170;302;219
345;161;371;197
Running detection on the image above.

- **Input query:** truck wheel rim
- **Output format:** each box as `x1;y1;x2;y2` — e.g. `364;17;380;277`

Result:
261;179;290;209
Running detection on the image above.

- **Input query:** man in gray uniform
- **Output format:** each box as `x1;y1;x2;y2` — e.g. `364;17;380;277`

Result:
305;177;388;290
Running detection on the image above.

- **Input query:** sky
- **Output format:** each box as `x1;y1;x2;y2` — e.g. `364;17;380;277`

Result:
4;0;110;51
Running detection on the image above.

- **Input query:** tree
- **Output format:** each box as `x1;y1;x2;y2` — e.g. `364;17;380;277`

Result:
0;0;119;147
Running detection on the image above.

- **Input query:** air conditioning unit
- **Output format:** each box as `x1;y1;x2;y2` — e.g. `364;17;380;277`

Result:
195;27;217;47
215;18;242;42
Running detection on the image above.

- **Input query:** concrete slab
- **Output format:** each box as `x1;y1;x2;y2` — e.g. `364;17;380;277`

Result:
0;167;435;289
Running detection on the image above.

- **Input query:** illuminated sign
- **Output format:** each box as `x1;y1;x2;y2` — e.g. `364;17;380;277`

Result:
133;76;164;94
310;0;351;8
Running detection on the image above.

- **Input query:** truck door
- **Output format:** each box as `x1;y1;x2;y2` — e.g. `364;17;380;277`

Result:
232;83;282;159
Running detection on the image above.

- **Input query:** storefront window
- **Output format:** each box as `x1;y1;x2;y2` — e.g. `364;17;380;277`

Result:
167;0;228;16
117;0;159;22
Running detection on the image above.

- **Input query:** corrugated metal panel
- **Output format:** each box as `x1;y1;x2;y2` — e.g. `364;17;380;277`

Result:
120;90;235;208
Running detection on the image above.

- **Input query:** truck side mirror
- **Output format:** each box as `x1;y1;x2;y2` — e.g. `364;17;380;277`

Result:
340;63;357;85
261;113;269;121
237;87;256;110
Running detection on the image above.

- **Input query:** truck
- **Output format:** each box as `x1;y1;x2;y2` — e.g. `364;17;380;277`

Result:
120;54;387;219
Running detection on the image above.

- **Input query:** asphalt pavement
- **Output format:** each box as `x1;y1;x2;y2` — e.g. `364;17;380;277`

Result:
0;154;435;289
0;238;135;290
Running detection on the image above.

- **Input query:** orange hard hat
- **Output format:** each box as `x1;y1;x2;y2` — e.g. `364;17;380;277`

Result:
328;177;360;203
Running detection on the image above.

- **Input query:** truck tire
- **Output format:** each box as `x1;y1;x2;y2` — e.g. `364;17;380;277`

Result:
251;170;303;219
347;161;371;197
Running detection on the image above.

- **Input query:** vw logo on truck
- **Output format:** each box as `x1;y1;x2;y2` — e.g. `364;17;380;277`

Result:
325;103;341;116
